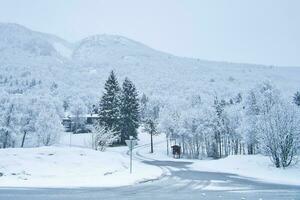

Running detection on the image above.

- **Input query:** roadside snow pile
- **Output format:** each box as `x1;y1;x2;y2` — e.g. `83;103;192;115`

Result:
190;155;300;186
0;146;162;188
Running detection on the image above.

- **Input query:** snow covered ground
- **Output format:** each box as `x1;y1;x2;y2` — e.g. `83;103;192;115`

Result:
0;133;163;188
189;154;300;186
1;130;299;188
137;130;300;186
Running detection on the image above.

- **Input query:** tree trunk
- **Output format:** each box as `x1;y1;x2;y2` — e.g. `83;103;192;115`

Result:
21;131;27;148
150;132;153;153
166;136;169;155
219;134;222;158
3;131;9;148
182;135;185;155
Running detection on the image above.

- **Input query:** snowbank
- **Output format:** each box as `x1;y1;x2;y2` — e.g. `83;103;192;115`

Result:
190;155;300;186
0;146;162;188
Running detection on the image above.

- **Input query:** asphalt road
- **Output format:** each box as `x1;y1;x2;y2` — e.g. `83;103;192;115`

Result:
1;159;300;200
1;145;300;200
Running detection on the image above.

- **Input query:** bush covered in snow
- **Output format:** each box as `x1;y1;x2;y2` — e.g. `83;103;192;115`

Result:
91;125;118;151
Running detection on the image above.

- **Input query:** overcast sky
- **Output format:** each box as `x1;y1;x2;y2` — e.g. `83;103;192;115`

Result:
0;0;299;66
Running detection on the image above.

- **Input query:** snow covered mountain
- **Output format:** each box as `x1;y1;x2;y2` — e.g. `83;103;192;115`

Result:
0;23;72;61
0;23;299;106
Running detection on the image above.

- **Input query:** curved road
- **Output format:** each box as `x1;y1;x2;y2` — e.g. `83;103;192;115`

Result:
1;144;300;200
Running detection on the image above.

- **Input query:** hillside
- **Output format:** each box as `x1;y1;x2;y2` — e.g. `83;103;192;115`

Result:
0;23;299;106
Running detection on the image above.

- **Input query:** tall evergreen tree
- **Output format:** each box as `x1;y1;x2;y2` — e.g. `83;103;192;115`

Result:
293;91;300;106
98;71;121;134
119;78;140;144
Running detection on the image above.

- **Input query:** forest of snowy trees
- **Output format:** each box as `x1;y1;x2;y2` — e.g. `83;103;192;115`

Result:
0;73;63;148
0;70;141;150
0;68;299;168
155;81;300;168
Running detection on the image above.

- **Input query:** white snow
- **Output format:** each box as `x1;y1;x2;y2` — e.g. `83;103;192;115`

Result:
189;155;300;186
0;133;163;188
1;130;299;188
53;42;72;58
60;132;93;148
201;181;250;191
1;23;300;108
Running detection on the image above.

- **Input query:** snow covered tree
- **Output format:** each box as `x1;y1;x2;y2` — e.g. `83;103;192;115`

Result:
224;104;243;156
35;103;62;146
244;91;260;154
98;71;121;135
258;102;300;168
235;93;242;104
144;119;159;153
119;78;140;144
63;99;69;112
140;93;149;122
92;124;118;151
159;106;182;155
0;95;19;148
293;91;300;106
257;81;280;115
0;104;16;148
243;115;259;155
70;98;87;133
210;96;227;158
180;109;204;158
145;101;161;130
19;99;37;147
190;95;202;108
244;82;280;155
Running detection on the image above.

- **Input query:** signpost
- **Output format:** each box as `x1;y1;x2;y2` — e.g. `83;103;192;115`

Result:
125;136;137;174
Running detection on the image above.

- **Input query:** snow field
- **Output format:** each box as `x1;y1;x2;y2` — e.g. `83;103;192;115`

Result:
0;132;163;188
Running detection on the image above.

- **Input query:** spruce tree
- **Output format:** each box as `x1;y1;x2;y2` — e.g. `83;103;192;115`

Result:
119;78;140;144
98;71;121;134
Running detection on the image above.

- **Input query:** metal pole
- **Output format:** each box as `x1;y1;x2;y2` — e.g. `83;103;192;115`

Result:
166;136;169;156
130;140;132;174
69;132;72;147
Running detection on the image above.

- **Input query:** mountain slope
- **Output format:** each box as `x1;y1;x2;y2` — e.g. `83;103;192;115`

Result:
0;23;299;106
